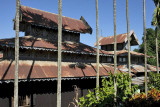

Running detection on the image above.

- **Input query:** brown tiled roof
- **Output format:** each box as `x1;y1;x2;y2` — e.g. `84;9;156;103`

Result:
0;60;117;81
0;36;111;56
99;30;139;46
20;6;92;34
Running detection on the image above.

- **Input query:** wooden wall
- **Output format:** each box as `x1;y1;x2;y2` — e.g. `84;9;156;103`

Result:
0;79;97;107
25;25;80;43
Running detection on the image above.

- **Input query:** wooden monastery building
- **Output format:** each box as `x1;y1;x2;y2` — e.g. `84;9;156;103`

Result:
0;5;159;107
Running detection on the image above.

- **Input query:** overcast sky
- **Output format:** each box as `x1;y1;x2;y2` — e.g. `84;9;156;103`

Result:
0;0;155;50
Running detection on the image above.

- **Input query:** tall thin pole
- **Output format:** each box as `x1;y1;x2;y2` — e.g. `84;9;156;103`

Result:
143;0;147;96
113;0;117;104
126;0;131;88
156;27;159;73
96;0;100;90
156;2;159;74
57;0;62;106
14;0;20;107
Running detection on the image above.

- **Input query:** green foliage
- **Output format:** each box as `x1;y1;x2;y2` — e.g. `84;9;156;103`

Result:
79;73;138;107
152;0;160;27
153;0;160;6
148;72;160;90
134;28;160;66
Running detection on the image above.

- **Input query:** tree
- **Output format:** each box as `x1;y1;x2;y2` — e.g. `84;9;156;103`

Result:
143;0;148;96
126;0;131;89
14;0;20;107
113;0;117;104
96;0;100;91
57;0;62;106
134;28;160;66
152;0;159;73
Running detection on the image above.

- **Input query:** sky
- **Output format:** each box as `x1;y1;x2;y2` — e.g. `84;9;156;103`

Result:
0;0;156;50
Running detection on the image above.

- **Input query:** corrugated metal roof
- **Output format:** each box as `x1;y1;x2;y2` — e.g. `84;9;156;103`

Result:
117;50;144;56
20;6;92;34
132;76;148;85
118;64;160;73
0;60;118;82
99;30;139;46
99;33;127;45
105;50;153;58
0;36;111;56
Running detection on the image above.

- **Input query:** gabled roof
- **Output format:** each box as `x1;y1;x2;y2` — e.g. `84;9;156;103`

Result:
19;6;92;34
0;60;123;82
0;36;111;56
99;30;139;46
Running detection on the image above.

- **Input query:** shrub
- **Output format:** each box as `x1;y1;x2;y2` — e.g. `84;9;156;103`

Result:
127;88;160;107
79;73;138;107
148;72;160;90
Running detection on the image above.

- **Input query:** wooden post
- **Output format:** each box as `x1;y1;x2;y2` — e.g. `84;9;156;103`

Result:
14;0;20;107
57;0;62;107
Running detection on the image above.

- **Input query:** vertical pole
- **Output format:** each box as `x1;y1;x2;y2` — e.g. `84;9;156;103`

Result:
126;0;131;88
57;0;62;106
113;0;117;104
156;2;159;74
156;27;159;74
143;0;147;96
14;0;20;107
96;0;100;90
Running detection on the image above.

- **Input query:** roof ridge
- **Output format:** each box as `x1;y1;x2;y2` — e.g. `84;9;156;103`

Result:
21;5;82;22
